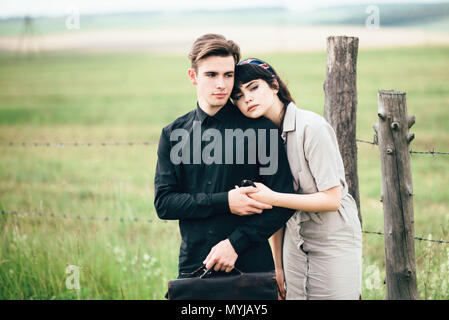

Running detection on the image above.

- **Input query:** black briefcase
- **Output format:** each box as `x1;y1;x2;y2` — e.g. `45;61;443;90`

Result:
167;266;278;300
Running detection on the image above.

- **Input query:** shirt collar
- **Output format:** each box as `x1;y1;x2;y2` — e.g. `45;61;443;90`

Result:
282;102;297;133
195;100;235;124
281;102;297;142
195;103;209;122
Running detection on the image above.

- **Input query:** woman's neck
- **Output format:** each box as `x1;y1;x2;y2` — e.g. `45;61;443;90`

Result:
264;96;284;128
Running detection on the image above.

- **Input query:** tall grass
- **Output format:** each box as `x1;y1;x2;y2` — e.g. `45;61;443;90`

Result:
0;46;448;299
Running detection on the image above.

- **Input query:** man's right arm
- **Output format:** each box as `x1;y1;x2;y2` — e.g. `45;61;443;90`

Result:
154;128;229;220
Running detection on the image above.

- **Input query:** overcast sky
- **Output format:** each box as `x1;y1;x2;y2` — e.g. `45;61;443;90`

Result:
1;0;448;18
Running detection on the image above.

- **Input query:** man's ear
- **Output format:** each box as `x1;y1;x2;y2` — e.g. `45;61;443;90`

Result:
188;68;198;85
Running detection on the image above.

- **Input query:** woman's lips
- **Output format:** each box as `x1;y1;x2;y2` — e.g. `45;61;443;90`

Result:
248;104;258;112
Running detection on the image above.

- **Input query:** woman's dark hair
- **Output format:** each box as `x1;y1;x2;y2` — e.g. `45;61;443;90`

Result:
232;60;295;126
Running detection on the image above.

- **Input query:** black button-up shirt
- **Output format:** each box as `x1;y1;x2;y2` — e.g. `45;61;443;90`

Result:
154;101;295;277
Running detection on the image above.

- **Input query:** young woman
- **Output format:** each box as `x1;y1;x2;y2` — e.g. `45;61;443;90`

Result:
231;58;362;300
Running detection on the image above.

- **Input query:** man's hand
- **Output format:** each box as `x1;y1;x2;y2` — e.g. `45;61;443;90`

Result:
203;239;238;273
228;186;273;216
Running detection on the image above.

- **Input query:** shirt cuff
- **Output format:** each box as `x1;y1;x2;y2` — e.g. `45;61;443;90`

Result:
210;192;230;214
316;178;341;192
228;230;250;255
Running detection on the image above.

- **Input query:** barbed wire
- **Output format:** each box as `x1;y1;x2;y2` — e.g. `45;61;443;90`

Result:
2;139;447;156
1;209;447;244
362;230;449;245
356;138;449;155
0;141;158;147
409;149;449;156
0;209;165;224
356;138;377;146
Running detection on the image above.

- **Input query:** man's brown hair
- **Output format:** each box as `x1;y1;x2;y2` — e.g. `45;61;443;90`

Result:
188;33;241;70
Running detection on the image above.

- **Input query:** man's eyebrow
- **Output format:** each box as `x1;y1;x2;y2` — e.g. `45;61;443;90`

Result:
203;70;234;74
243;80;258;89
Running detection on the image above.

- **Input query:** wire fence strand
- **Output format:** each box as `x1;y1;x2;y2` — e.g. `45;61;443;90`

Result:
362;230;449;245
0;209;165;224
2;209;448;244
2;139;448;156
0;141;158;147
356;138;449;155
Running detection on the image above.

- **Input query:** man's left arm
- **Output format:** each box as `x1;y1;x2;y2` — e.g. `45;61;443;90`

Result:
204;127;295;270
227;128;296;255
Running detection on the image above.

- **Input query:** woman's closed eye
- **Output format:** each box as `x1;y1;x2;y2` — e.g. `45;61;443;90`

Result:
233;94;243;101
249;85;259;91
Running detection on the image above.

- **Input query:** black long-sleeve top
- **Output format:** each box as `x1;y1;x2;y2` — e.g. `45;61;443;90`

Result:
154;101;295;277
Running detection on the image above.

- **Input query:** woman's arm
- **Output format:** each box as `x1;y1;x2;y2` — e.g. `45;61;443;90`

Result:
269;227;286;300
269;227;284;270
249;183;341;213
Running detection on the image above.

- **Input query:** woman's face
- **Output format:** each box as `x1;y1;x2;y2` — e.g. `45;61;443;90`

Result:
233;79;278;118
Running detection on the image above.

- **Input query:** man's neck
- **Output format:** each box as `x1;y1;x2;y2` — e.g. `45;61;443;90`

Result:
197;100;226;117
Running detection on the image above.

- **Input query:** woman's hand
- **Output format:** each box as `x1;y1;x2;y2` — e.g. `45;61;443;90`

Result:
229;186;272;216
246;182;277;206
275;268;286;300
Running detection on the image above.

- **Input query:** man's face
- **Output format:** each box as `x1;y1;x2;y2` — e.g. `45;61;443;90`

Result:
189;55;235;111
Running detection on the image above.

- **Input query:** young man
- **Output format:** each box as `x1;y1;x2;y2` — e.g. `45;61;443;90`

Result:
154;34;295;278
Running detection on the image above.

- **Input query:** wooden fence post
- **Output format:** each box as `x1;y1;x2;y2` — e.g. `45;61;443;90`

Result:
324;35;362;225
376;90;418;300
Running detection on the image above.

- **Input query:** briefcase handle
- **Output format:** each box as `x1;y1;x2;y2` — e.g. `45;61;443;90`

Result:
181;265;243;279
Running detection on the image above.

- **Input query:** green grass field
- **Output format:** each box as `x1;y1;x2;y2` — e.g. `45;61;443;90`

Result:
1;46;448;299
